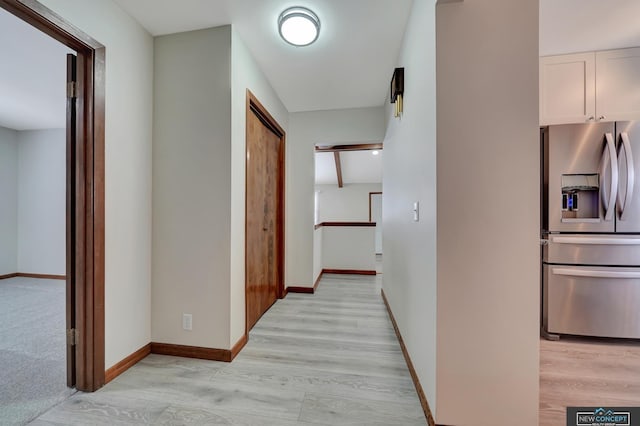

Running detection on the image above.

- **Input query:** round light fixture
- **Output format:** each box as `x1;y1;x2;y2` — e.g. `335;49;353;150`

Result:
372;150;379;156
278;6;320;47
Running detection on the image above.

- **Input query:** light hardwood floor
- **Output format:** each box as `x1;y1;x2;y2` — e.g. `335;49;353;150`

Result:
32;274;426;425
540;337;640;425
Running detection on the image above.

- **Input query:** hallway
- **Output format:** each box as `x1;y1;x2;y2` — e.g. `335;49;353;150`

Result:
33;274;426;425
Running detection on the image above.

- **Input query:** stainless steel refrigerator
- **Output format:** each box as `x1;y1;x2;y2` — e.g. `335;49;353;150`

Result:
542;121;640;340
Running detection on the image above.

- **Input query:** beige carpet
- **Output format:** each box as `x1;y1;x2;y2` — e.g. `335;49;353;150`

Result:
0;277;75;425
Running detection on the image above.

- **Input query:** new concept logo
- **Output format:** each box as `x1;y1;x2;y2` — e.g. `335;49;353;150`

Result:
568;407;632;426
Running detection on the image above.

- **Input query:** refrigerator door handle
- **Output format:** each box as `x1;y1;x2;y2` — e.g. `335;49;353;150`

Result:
618;132;635;221
601;132;619;222
552;267;640;279
551;236;640;245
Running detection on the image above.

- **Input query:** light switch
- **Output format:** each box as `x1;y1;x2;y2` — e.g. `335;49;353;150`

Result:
413;202;419;222
183;313;192;331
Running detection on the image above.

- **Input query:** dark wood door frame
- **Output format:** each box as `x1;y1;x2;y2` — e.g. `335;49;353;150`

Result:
0;0;106;392
245;90;285;334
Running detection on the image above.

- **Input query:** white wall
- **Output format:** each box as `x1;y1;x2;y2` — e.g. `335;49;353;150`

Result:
371;193;383;254
153;25;289;350
436;0;539;425
0;126;18;275
38;0;154;369
382;0;438;414
313;227;322;283
287;108;385;288
153;26;232;349
17;129;65;275
314;183;380;273
315;183;381;223
321;227;376;271
0;128;65;277
540;0;640;56
230;28;289;345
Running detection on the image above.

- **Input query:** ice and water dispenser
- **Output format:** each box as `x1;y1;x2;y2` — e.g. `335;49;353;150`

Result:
560;173;599;220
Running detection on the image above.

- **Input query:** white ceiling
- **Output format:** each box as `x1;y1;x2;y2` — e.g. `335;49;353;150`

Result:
0;8;72;131
3;1;640;131
342;150;383;183
315;150;382;185
540;0;640;56
111;0;413;112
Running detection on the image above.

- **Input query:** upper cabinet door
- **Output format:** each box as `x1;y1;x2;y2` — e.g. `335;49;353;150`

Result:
540;53;596;125
596;48;640;122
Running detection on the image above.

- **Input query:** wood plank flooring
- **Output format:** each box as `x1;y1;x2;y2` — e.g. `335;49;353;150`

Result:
540;337;640;426
32;274;426;425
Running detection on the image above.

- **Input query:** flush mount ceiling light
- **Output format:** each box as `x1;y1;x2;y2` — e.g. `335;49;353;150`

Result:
372;150;379;156
278;6;320;47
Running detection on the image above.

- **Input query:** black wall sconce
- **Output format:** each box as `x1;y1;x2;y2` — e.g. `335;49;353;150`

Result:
390;67;404;118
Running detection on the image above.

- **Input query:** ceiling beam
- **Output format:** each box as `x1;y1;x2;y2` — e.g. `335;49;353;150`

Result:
333;151;344;188
315;143;383;153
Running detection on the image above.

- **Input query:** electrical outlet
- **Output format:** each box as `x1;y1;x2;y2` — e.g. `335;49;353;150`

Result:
182;313;192;331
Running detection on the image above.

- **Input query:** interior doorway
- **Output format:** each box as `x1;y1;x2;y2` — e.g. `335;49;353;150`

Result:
369;191;383;274
313;144;382;277
245;91;285;333
0;10;72;425
369;192;383;255
0;0;106;394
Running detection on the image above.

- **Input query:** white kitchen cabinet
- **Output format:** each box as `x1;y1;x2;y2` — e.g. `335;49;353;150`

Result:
540;53;595;125
541;47;640;125
596;47;640;121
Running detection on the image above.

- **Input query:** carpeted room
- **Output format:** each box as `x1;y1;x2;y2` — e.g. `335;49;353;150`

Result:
0;276;74;424
0;9;73;421
0;127;70;423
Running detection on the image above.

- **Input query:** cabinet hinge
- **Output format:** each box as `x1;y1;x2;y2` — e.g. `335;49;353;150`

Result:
67;81;77;99
67;328;78;346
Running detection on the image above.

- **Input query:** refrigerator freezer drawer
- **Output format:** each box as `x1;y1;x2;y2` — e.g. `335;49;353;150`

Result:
543;234;640;266
544;264;640;338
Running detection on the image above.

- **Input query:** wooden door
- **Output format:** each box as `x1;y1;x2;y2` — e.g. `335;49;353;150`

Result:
245;92;285;332
66;53;77;387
